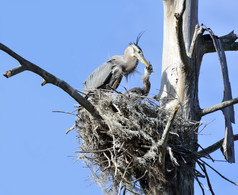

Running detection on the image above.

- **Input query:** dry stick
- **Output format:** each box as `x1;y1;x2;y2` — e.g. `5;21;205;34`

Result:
158;104;180;167
117;161;132;195
198;134;238;157
199;159;238;186
0;43;102;120
130;170;148;184
197;161;215;195
195;176;205;195
197;144;214;162
200;97;238;116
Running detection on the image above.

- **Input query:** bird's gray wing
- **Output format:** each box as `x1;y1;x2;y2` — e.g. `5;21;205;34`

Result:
84;60;115;92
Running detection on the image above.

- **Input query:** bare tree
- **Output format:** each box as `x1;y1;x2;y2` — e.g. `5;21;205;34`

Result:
1;0;238;194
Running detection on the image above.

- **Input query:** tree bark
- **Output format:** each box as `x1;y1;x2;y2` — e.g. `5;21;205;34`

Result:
154;0;201;194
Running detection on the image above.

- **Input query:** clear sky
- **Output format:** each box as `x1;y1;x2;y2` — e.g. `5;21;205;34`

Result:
0;0;237;194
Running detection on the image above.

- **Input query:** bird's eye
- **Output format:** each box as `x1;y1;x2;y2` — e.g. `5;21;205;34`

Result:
138;50;142;54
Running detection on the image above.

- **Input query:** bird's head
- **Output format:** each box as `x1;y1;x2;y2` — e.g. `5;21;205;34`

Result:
125;32;149;68
126;43;149;68
146;62;153;75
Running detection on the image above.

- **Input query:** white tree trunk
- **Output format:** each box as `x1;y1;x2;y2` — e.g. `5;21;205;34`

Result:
154;0;200;194
158;0;198;113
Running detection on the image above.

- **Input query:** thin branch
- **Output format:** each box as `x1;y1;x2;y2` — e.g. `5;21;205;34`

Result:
167;146;179;166
0;43;102;120
199;159;238;186
200;97;238;116
174;0;190;70
130;170;148;184
158;104;180;167
198;134;238;157
197;161;215;195
195;176;205;195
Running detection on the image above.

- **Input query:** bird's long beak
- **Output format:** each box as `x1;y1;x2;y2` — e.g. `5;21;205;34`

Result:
136;53;149;68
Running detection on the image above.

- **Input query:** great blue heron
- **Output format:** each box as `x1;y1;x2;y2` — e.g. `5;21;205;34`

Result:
83;34;149;96
127;63;153;96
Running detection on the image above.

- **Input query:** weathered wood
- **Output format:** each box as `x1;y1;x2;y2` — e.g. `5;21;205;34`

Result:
154;0;201;194
0;43;102;120
201;97;238;116
158;104;180;168
203;27;235;162
203;31;238;53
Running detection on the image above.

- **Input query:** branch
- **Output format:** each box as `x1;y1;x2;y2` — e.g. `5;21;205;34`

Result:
202;26;236;163
199;159;238;186
174;0;190;70
203;31;238;54
0;43;102;120
200;97;238;116
198;134;238;157
158;104;180;167
197;162;215;195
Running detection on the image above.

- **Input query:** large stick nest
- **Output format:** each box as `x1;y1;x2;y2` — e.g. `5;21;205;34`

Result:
74;91;199;194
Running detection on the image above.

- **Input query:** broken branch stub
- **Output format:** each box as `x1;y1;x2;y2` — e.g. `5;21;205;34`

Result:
203;26;235;163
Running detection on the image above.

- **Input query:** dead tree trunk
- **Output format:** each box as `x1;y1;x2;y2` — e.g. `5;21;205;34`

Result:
152;1;200;194
1;1;238;195
152;0;236;194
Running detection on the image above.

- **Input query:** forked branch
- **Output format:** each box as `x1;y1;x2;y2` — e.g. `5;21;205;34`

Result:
0;43;102;120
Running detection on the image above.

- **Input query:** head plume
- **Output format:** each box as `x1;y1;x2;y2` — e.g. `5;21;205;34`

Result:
135;31;145;46
129;31;146;50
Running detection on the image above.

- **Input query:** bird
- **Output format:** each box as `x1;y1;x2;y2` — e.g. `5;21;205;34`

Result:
83;33;149;97
127;63;153;96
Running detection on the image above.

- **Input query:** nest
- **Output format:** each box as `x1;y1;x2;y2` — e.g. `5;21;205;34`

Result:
74;91;199;194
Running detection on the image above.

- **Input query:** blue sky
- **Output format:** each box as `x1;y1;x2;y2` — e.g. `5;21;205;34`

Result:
0;1;238;194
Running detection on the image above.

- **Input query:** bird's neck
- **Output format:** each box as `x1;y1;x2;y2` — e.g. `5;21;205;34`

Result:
141;72;151;95
122;55;138;75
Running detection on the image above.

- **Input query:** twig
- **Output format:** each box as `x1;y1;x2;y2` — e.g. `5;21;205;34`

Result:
0;43;102;120
74;147;113;153
195;176;205;195
199;159;238;186
103;152;112;171
197;161;215;195
198;134;238;157
130;170;148;184
200;97;238;116
52;110;77;116
195;169;205;178
65;124;76;134
117;161;132;195
197;144;214;162
167;146;180;166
